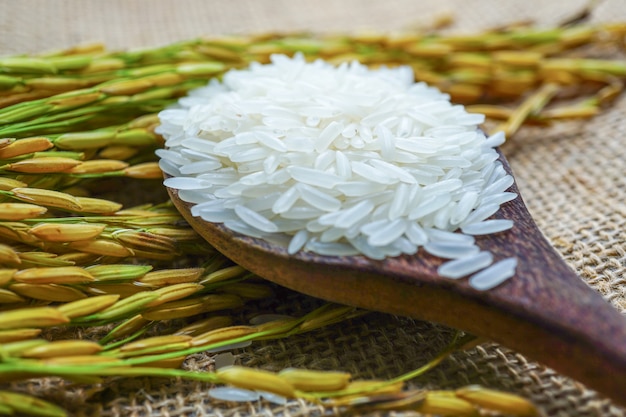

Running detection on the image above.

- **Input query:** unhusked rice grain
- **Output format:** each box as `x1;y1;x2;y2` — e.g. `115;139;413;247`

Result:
158;54;518;289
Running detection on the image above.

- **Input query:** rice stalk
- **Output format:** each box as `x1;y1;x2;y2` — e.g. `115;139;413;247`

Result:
0;391;67;417
0;288;25;303
495;82;561;136
12;266;95;284
9;282;87;302
0;203;48;220
455;385;539;416
20;340;103;359
0;306;69;329
0;328;42;343
56;294;120;318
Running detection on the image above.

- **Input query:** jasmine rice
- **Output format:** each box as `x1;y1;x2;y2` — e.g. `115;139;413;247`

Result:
157;54;518;290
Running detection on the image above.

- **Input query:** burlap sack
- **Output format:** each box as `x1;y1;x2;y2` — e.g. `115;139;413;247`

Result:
1;0;624;416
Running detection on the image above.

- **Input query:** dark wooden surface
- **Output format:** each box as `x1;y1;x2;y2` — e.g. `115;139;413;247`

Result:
167;154;626;406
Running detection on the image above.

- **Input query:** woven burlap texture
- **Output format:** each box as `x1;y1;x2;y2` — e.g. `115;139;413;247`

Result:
1;0;625;416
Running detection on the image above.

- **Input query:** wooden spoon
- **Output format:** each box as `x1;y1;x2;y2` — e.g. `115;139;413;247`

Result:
166;151;626;406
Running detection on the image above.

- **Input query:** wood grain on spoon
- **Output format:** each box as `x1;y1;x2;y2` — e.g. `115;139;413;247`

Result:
167;152;626;406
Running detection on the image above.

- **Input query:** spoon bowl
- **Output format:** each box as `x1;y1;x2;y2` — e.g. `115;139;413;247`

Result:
167;151;626;406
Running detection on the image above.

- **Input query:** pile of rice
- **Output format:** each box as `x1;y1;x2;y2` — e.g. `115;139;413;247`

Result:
157;54;518;290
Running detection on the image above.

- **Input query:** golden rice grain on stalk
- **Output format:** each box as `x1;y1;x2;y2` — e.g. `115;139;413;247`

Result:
29;222;106;242
455;385;538;416
0;177;26;191
199;265;247;285
145;283;204;307
57;294;120;318
0;328;41;343
74;196;123;214
120;334;192;352
0;222;41;246
176;62;226;76
98;145;140;160
219;282;274;300
0;244;21;265
298;304;358;332
139;267;203;286
126;113;160;128
443;84;484;103
121;247;176;262
54;130;116;150
0;203;47;220
100;78;154;95
21;340;103;359
216;366;296;398
115;339;192;360
139;298;212;321
10;283;87;302
138;355;188;369
2;156;82;174
112;128;160;146
0;137;54;159
0;268;16;285
18;251;58;260
0;90;53;109
0;390;67;417
85;282;148;298
144;227;199;241
496;82;560;137
190;325;258;347
196;45;243;62
123;162;163;179
339;380;405;399
85;264;153;282
68;238;134;257
142;294;243;321
12;266;95;284
88;291;160;321
252;317;299;336
493;50;543;68
0;306;69;329
81;57;125;73
415;391;479;416
146;72;185;87
49;91;105;108
0;55;53;72
10;187;83;211
18;251;75;268
540;104;600;120
67;159;129;174
113;230;176;252
0;339;49;357
0;288;25;303
25;77;91;91
278;369;352;392
175;315;233;336
104;314;151;341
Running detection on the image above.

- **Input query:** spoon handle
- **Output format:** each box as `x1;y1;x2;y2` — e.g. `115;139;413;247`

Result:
380;188;626;405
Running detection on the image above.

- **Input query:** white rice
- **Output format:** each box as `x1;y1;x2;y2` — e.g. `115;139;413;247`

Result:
158;54;519;290
208;386;260;402
213;352;236;370
437;251;494;279
258;391;288;405
468;258;518;290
